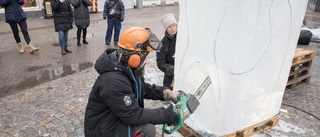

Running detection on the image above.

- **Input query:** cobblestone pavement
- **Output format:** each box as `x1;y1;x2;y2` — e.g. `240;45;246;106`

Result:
0;5;320;137
0;5;179;97
0;5;179;137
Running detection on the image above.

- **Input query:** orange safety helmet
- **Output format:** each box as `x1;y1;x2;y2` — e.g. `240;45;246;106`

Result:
118;27;160;51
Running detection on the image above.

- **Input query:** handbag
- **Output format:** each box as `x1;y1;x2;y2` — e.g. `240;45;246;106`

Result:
109;1;119;15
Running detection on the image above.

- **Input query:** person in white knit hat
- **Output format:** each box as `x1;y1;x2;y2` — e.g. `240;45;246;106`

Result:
156;13;178;90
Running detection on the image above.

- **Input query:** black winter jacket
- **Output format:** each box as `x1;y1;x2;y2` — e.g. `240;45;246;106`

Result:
0;0;27;23
84;49;167;137
71;0;91;28
103;0;124;21
156;32;176;88
51;0;73;32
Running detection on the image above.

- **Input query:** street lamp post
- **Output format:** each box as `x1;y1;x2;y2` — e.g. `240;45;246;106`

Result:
136;0;143;9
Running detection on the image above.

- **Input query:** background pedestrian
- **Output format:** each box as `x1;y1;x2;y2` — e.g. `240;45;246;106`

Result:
51;0;74;55
0;0;39;54
71;0;91;46
157;13;178;90
102;0;124;46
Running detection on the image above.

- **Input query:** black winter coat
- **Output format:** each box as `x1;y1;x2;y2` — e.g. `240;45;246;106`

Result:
71;0;91;28
0;0;27;23
156;32;176;88
84;49;167;137
51;0;73;32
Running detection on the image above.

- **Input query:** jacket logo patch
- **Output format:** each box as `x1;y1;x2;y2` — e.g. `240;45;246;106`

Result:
123;96;132;106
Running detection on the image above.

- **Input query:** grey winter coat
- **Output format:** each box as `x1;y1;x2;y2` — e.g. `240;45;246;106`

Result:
71;0;91;28
0;0;27;23
103;0;124;21
51;0;73;32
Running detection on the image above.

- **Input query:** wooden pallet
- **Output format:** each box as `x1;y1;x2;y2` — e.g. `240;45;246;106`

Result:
286;48;315;91
178;124;202;137
290;59;312;73
224;114;280;137
292;49;315;66
286;74;311;91
176;114;280;137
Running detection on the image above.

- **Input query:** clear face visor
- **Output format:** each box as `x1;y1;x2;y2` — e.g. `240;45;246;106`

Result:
144;28;162;51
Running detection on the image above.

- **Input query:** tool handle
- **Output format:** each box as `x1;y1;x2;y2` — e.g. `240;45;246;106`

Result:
162;107;184;134
163;91;188;134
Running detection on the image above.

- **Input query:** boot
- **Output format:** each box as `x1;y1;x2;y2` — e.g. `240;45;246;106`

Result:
83;40;89;44
65;48;72;53
17;42;24;54
77;30;81;46
28;42;39;54
61;49;66;55
83;31;88;44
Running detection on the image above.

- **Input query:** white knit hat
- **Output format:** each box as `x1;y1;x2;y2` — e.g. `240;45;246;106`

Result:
160;13;177;29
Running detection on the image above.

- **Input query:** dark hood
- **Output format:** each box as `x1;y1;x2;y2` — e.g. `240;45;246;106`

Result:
94;49;125;74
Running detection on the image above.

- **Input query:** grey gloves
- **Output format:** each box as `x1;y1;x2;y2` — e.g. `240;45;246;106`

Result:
166;65;174;76
163;89;180;103
163;89;181;126
164;104;178;126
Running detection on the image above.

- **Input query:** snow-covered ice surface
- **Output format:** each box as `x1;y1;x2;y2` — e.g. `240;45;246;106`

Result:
302;27;320;39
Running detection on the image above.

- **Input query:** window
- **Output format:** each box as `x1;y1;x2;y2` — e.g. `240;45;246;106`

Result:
0;0;39;10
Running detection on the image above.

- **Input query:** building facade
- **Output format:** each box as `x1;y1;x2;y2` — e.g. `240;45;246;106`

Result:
0;0;178;20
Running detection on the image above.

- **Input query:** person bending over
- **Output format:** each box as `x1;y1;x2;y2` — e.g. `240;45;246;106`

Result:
84;26;180;137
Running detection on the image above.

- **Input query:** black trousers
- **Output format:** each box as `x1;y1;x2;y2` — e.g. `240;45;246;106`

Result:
77;27;87;42
133;123;156;137
163;75;174;90
9;20;31;44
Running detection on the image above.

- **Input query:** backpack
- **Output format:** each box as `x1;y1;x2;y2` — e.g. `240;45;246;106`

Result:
298;29;312;45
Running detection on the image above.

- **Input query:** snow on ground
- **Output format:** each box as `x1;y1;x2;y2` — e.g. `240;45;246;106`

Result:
272;120;306;134
302;27;320;40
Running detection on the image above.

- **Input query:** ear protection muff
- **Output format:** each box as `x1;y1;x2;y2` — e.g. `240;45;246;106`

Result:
128;53;141;68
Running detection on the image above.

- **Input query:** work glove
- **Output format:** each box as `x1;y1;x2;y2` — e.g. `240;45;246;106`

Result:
163;89;180;103
164;104;178;126
166;65;174;76
103;17;106;20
